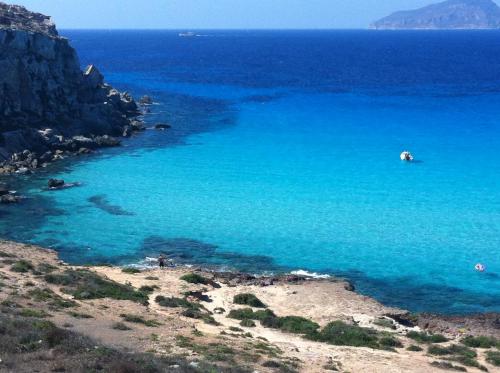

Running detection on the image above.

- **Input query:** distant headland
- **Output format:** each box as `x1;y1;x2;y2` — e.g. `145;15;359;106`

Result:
371;0;500;30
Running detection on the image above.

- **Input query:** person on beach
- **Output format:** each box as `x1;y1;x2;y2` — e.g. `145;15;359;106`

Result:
158;255;166;269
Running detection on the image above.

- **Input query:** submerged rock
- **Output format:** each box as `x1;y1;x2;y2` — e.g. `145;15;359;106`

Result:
0;194;20;204
154;123;171;130
48;179;65;189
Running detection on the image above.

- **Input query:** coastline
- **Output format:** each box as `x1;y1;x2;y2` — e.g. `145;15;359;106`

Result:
1;240;499;372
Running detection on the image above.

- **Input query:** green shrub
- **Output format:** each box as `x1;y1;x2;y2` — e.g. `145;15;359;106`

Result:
155;295;199;309
37;263;58;274
306;321;380;349
273;316;319;335
139;285;159;293
181;309;219;325
407;331;448;344
233;293;266;308
461;335;498;349
119;314;161;327
45;269;149;305
0;251;15;258
229;326;244;332
145;276;159;280
228;308;276;321
486;351;500;366
407;345;423;352
428;344;476;358
121;267;141;274
379;336;403;349
19;308;50;318
428;344;487;370
430;361;467;372
112;322;132;331
180;273;209;285
11;260;34;273
240;319;256;327
67;311;93;319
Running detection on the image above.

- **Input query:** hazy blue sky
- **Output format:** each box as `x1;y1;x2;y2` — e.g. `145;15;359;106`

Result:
9;0;452;29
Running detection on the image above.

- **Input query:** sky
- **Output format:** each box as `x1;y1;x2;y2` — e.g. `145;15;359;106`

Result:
8;0;457;29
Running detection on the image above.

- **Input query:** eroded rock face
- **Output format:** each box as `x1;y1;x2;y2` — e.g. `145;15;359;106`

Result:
0;2;140;165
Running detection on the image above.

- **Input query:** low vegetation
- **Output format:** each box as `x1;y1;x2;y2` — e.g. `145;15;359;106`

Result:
461;335;499;349
119;314;161;327
486;351;500;367
240;319;256;327
139;285;159;293
407;344;423;352
228;308;276;321
0;313;234;372
427;344;487;371
406;331;448;344
27;287;78;310
155;295;217;325
112;322;132;331
306;321;401;350
261;315;320;335
19;308;50;318
155;295;199;309
121;267;142;274
67;311;93;319
180;273;210;285
430;361;467;372
45;269;149;305
233;293;266;308
10;260;34;273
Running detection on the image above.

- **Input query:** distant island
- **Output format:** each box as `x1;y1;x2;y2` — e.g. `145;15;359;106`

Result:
371;0;500;29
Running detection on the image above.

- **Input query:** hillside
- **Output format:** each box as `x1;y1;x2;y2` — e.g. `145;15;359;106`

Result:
372;0;500;29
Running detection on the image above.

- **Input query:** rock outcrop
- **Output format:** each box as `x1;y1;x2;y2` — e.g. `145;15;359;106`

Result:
0;3;141;171
371;0;500;29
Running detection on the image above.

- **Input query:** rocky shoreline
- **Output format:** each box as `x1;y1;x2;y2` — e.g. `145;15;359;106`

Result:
1;240;499;372
0;3;159;203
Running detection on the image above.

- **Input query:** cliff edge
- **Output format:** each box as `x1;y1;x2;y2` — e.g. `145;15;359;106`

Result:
0;3;140;168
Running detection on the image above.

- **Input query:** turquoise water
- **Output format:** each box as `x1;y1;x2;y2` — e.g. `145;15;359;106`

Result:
1;31;500;314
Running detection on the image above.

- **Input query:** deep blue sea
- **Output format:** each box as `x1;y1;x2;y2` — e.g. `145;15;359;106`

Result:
1;30;500;314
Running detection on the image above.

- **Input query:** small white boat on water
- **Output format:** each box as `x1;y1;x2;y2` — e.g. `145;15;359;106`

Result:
179;32;196;37
400;151;414;161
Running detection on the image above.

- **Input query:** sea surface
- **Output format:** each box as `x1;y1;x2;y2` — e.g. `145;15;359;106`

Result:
1;30;500;314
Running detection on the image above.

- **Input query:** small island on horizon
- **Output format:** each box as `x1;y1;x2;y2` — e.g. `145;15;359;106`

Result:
371;0;500;30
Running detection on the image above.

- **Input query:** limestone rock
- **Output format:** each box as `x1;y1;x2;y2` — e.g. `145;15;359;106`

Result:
0;2;141;166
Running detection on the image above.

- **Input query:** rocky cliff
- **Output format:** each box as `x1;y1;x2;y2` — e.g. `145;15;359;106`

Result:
371;0;500;29
0;3;141;169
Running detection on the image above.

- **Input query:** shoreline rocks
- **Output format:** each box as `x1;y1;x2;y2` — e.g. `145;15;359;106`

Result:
0;3;144;172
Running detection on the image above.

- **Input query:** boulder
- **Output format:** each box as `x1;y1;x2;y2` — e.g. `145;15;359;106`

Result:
48;179;65;189
139;95;153;105
94;135;120;147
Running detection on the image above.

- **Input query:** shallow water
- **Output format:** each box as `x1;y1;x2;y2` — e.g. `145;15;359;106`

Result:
1;30;500;314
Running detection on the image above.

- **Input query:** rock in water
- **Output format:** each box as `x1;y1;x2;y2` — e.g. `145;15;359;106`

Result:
48;179;65;189
139;95;153;105
371;0;500;29
0;2;140;164
154;123;172;130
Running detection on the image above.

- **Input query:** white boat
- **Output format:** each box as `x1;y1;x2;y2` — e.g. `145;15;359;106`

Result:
179;32;196;37
400;151;414;161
